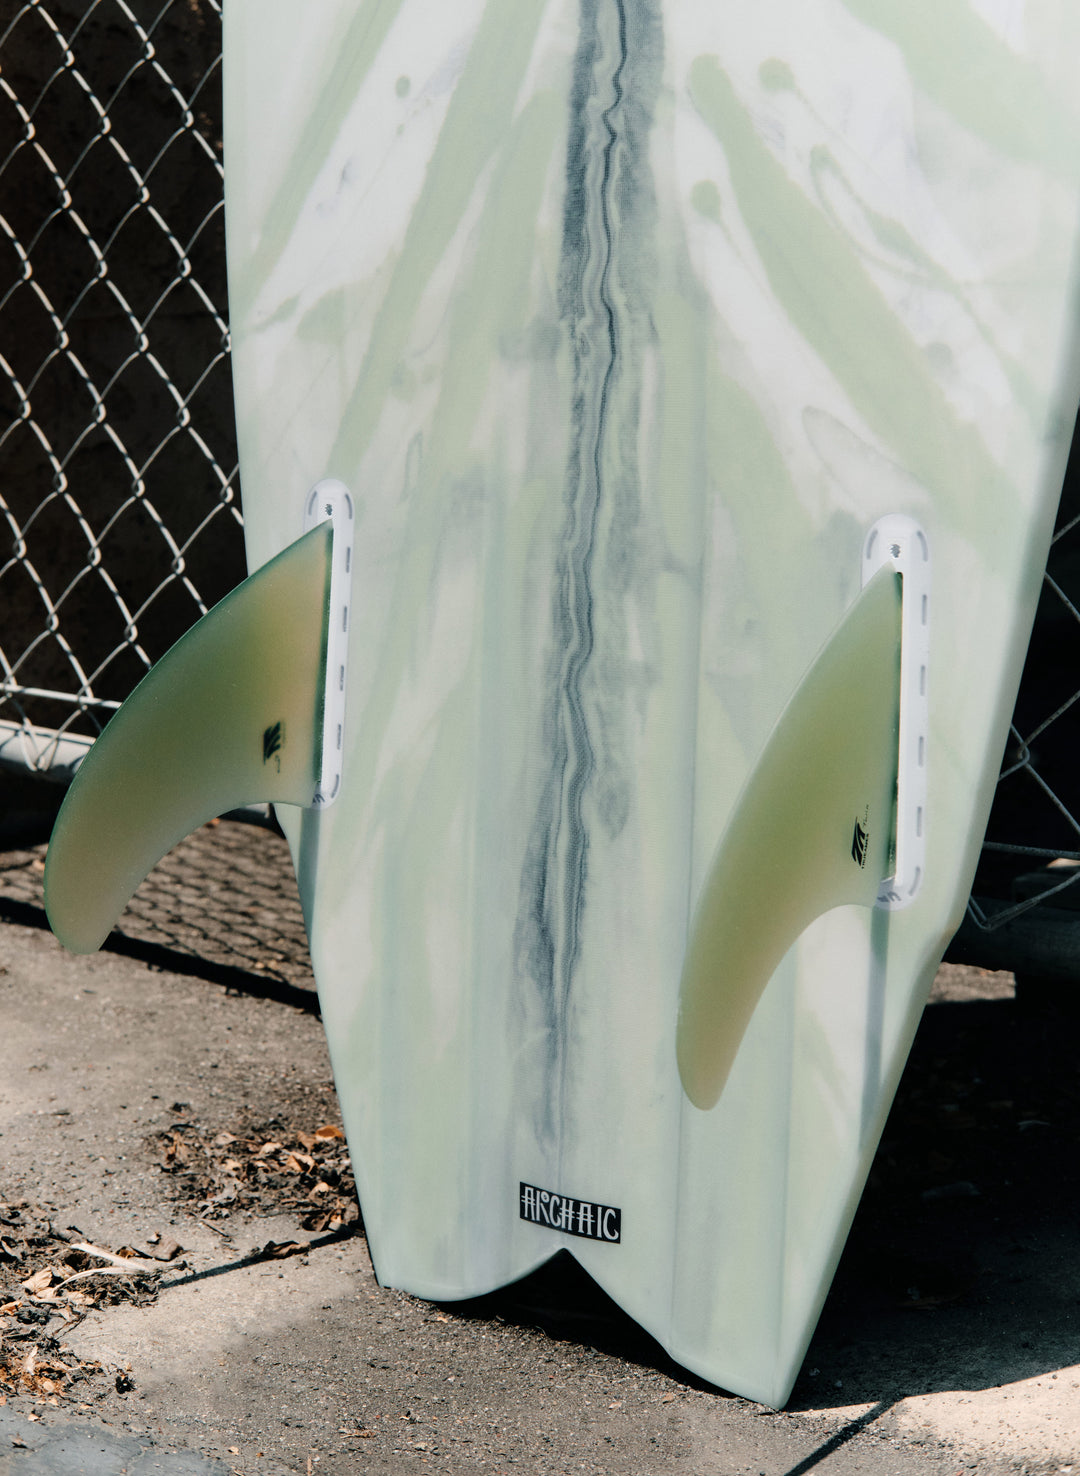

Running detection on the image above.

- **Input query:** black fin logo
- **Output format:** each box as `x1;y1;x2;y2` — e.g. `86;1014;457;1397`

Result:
851;817;869;868
263;721;284;768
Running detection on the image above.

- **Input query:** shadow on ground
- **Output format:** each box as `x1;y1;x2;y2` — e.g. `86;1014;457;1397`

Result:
450;982;1079;1409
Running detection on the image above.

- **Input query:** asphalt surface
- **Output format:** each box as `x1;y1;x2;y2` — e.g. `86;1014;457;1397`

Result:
0;823;1075;1475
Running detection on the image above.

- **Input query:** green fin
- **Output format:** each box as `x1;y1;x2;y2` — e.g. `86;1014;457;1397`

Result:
677;567;902;1110
44;523;332;954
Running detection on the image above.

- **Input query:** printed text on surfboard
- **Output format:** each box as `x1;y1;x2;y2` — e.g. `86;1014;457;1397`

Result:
519;1183;621;1242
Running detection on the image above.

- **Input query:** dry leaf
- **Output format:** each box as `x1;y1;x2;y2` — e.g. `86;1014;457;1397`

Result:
114;1246;142;1260
314;1124;344;1141
0;1302;19;1315
213;1133;237;1148
20;1269;53;1295
256;1142;282;1158
260;1240;307;1259
150;1237;183;1263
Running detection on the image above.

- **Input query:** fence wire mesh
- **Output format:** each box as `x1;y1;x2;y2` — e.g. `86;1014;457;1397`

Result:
963;441;1080;949
0;0;245;774
1;1;1079;981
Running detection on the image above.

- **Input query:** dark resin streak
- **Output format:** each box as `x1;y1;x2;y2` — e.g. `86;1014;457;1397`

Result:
515;0;659;1143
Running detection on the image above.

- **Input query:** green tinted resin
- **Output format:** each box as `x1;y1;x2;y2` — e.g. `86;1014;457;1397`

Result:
45;524;332;954
678;568;901;1110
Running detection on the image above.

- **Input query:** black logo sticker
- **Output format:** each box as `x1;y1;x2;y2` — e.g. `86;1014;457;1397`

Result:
851;817;869;868
519;1183;621;1243
263;721;284;769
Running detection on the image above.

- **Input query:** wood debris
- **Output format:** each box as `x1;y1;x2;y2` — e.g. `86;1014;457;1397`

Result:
152;1116;359;1234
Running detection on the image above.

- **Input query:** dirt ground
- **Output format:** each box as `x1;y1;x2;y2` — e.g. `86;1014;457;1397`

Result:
0;823;1077;1475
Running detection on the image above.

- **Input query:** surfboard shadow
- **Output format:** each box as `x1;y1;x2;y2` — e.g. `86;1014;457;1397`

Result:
438;985;1079;1410
790;988;1080;1407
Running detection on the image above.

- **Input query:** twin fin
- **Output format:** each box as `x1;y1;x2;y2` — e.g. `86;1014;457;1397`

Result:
44;520;335;954
45;492;918;1135
677;561;905;1111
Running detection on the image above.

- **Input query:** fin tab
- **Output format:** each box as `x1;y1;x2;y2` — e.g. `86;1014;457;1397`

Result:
44;522;333;954
862;515;929;908
303;479;353;807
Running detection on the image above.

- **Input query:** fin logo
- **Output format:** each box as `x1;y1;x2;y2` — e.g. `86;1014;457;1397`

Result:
851;816;869;868
519;1183;621;1243
263;721;284;771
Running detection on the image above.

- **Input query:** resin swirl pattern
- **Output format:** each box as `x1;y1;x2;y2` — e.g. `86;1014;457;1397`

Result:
224;0;1080;1404
515;0;663;1150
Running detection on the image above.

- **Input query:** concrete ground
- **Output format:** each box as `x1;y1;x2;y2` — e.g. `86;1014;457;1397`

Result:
0;824;1077;1475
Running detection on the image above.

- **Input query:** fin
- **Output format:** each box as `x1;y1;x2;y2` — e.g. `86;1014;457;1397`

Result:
44;521;333;954
677;565;902;1111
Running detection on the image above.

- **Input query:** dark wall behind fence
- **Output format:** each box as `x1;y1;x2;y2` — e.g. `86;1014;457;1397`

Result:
0;0;244;746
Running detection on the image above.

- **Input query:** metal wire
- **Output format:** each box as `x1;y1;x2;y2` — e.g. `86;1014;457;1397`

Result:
965;461;1080;933
0;0;245;772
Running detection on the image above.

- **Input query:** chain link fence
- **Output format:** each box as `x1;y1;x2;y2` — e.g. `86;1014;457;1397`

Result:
949;445;1080;989
1;0;1079;986
0;0;245;787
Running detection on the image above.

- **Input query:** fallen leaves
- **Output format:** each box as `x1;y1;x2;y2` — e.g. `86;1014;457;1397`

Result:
258;1241;308;1261
0;1113;358;1413
150;1236;184;1263
19;1269;53;1297
0;1332;106;1403
0;1201;169;1406
153;1117;359;1233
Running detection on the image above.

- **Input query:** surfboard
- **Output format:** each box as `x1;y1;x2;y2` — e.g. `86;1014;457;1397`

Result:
44;0;1080;1406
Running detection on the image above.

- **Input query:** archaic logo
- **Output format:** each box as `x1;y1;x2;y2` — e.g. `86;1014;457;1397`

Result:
263;721;284;769
519;1183;621;1244
851;817;869;868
